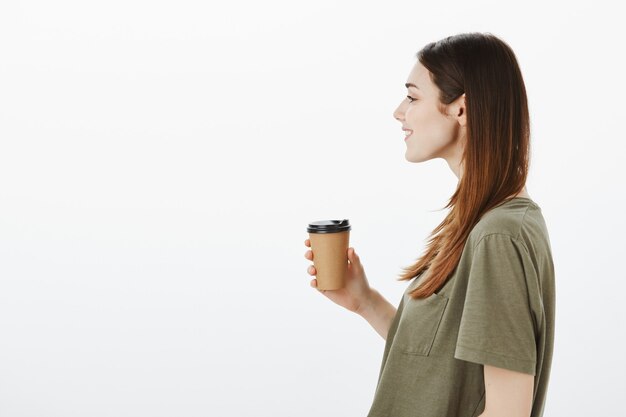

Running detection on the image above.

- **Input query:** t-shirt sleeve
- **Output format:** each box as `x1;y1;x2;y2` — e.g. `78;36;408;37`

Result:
454;233;537;375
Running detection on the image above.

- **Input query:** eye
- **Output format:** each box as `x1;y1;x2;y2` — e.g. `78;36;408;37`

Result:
406;96;417;103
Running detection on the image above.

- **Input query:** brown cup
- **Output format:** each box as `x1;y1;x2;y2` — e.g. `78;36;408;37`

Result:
307;219;351;290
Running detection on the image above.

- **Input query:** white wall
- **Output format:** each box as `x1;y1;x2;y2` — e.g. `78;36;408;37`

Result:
0;0;624;415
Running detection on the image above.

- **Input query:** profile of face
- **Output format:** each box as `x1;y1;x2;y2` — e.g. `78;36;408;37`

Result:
393;61;467;166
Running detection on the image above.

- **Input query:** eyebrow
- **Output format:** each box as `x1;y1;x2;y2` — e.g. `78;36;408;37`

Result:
405;83;420;90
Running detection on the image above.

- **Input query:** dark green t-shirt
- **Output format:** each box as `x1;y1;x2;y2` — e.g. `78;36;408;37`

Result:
367;197;555;417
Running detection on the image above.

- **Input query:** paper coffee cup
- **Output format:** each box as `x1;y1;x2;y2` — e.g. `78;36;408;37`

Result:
307;219;351;290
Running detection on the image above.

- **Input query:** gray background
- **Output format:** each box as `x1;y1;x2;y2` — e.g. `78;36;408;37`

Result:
0;0;624;416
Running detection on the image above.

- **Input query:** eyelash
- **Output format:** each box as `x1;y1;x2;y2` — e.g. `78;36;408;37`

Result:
406;96;417;102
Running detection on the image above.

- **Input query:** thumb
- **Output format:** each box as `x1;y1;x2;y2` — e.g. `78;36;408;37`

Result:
348;247;360;265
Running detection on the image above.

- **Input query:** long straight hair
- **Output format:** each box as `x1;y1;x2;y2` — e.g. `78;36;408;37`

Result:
398;32;531;299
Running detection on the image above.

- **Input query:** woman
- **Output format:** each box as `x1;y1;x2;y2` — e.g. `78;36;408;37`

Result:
303;32;555;417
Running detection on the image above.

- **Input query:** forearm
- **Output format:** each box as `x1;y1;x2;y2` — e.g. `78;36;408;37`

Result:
357;289;397;340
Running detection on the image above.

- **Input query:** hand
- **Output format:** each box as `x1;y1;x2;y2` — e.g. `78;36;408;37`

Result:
304;238;374;314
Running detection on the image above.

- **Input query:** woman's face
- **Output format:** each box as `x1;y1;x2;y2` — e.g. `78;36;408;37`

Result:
393;61;466;167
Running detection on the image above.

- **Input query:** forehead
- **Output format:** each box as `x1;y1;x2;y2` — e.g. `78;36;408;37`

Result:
406;61;431;92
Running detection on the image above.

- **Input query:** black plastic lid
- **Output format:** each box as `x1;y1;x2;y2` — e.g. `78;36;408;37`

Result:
307;219;351;234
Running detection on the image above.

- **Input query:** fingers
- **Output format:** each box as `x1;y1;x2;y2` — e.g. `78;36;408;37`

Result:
305;239;322;291
304;239;316;277
304;239;313;260
311;279;325;293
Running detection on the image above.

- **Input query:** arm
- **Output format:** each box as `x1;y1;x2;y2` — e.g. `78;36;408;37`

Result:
477;365;534;417
356;289;397;340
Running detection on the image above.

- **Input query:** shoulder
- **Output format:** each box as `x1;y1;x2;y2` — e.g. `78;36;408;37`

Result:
468;199;547;251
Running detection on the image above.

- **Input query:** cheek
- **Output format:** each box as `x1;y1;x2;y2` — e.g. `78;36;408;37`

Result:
407;103;441;127
408;108;454;143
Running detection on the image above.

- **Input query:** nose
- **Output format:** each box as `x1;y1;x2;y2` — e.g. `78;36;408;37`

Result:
393;105;404;124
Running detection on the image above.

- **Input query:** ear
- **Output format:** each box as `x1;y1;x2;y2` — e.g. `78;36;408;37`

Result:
455;93;467;127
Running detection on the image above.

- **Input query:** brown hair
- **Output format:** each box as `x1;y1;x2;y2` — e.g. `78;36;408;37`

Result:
398;32;531;299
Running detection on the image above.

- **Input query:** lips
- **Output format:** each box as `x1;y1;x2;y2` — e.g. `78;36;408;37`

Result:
403;129;413;140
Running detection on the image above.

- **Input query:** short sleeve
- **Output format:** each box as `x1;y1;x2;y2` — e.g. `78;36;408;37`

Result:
454;234;537;375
